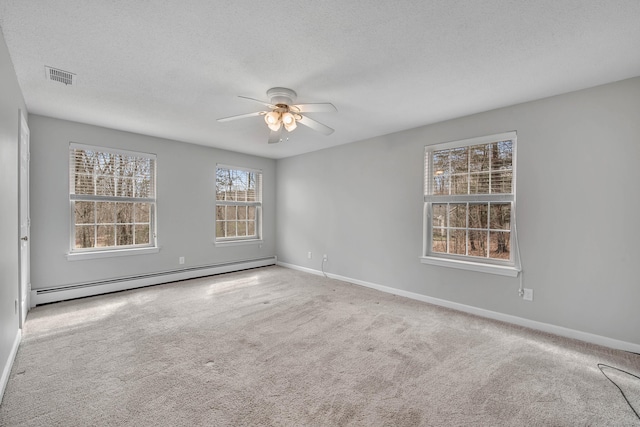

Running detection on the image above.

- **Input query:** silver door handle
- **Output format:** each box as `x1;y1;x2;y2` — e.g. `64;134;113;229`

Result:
21;236;28;241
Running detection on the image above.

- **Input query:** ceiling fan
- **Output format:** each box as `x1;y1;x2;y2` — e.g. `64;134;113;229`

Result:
217;87;337;144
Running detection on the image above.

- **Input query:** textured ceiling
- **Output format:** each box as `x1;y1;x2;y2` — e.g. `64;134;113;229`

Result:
1;1;639;159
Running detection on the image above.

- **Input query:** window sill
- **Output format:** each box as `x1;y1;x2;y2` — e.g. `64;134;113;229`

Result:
420;256;520;277
67;247;159;261
214;239;263;247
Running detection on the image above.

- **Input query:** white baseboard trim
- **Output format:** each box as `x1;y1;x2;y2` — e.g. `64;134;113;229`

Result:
277;261;640;354
31;257;277;306
1;328;21;404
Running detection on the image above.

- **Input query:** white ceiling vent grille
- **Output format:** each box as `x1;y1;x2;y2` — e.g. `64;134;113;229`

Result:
44;66;75;86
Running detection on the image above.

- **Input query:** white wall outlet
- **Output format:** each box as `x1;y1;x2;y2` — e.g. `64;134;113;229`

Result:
179;256;185;265
523;288;533;301
308;251;312;259
323;254;328;262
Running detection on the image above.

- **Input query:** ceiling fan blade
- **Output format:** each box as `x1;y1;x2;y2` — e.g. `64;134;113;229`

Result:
268;127;283;144
297;115;335;135
217;111;266;122
238;96;276;109
291;103;337;113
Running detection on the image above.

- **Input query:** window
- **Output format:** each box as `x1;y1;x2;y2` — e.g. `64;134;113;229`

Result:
215;165;262;243
422;132;519;276
69;143;156;255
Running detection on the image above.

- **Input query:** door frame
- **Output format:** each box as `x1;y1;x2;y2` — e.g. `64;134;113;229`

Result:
18;109;30;327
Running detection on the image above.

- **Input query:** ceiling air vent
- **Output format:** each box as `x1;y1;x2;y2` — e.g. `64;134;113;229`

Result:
44;66;75;86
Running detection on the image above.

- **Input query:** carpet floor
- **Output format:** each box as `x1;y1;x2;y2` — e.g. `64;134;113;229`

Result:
1;266;639;426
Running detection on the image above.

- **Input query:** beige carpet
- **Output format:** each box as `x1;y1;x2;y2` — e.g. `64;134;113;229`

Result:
1;266;639;426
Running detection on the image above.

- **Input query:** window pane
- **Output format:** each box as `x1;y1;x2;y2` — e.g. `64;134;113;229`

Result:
433;173;449;195
432;149;449;175
468;230;487;257
117;225;134;245
75;225;95;248
469;172;490;194
75;201;95;224
432;229;446;253
449;204;467;228
490;203;511;230
135;225;150;244
238;206;247;220
74;173;95;195
448;229;466;255
470;144;490;172
216;221;225;237
450;147;468;174
135;203;150;223
433;204;447;228
451;174;468;195
225;206;237;220
96;202;115;224
97;225;115;247
134;176;152;198
248;206;256;220
248;221;256;236
216;206;225;221
491;171;512;194
247;188;257;203
432;150;450;195
117;177;134;197
116;203;133;224
96;176;115;196
490;231;510;259
225;221;236;237
237;221;247;236
468;204;488;229
491;141;513;170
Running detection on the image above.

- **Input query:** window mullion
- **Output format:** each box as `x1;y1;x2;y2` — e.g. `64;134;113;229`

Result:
487;202;491;258
488;143;492;194
465;202;469;256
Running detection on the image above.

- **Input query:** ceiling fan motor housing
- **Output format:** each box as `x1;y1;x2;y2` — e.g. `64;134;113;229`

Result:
267;87;297;105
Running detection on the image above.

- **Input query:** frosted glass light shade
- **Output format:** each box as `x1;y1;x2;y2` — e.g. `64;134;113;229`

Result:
282;112;297;131
264;111;282;131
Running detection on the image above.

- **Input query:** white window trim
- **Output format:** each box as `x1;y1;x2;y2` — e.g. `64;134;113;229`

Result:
214;237;263;247
67;246;160;261
215;164;263;244
419;256;520;277
422;132;521;276
68;142;158;258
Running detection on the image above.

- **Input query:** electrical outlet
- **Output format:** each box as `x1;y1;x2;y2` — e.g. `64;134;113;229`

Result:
523;288;533;301
308;252;312;259
323;254;328;262
179;256;185;265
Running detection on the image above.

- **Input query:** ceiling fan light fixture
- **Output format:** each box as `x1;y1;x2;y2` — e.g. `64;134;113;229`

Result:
264;111;282;131
282;112;297;132
218;87;335;144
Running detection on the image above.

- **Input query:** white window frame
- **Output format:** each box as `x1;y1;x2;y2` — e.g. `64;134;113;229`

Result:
215;164;263;245
421;132;520;276
67;143;158;260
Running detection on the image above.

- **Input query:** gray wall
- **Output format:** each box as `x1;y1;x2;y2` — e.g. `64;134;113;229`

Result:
0;32;26;381
276;77;640;345
28;115;276;289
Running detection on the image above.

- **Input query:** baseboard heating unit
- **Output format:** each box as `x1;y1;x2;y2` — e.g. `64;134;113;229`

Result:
31;256;276;306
